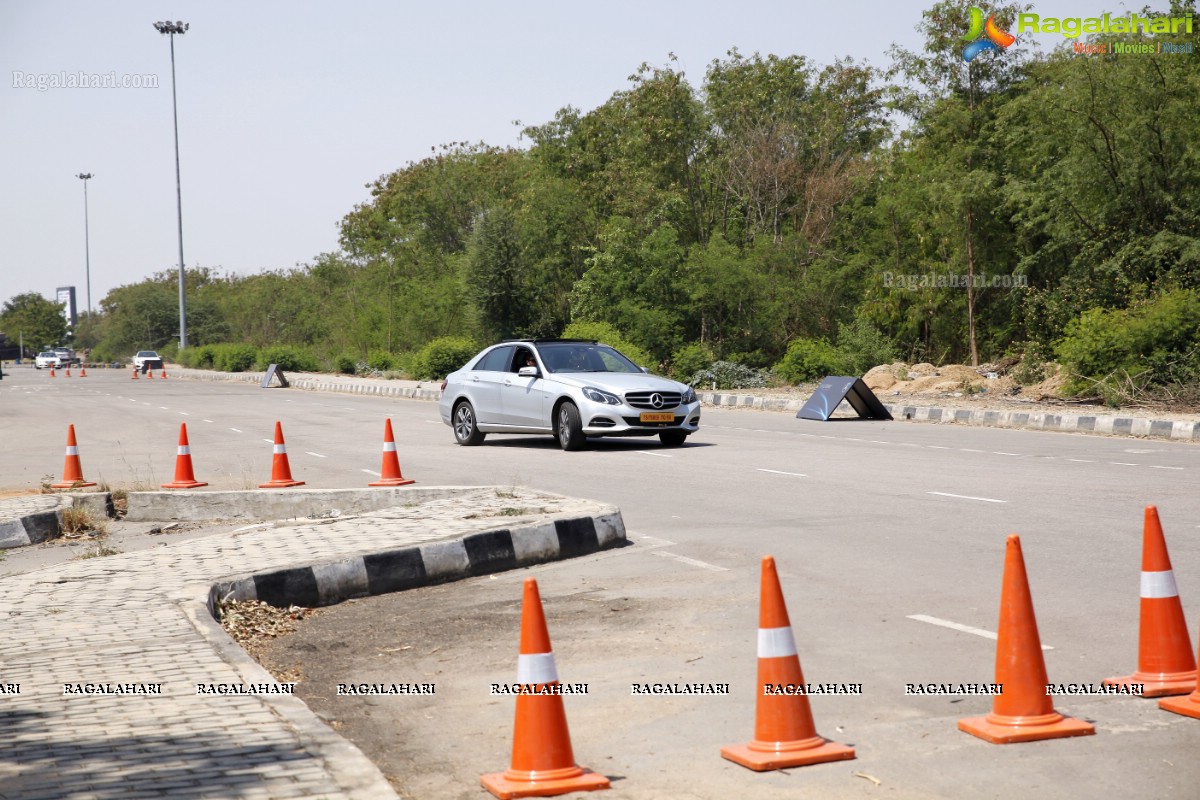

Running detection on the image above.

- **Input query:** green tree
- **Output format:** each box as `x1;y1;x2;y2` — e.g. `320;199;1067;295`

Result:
0;293;68;351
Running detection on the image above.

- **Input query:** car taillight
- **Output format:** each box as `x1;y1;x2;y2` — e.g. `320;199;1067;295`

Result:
440;380;447;392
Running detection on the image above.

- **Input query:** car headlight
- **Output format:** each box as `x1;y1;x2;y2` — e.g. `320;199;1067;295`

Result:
681;386;697;404
582;387;621;405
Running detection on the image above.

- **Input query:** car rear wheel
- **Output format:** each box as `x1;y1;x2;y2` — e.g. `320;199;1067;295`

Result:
453;401;486;446
659;431;688;447
556;402;586;451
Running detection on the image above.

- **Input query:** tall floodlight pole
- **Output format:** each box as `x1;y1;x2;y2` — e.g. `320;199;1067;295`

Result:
76;173;94;315
154;19;189;349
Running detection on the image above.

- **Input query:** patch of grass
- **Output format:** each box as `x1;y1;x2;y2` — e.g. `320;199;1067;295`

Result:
61;507;107;536
76;543;121;560
39;474;57;493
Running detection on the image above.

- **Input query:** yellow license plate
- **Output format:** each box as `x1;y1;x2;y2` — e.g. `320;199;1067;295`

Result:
639;412;675;423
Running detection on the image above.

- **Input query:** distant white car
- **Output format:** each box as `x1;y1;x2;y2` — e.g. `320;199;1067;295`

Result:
35;351;61;370
132;350;161;370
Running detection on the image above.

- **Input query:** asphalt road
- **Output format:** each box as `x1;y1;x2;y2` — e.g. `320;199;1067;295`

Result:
4;366;1200;799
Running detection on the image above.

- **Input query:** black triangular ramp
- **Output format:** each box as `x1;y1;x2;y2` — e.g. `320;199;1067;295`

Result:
796;376;893;421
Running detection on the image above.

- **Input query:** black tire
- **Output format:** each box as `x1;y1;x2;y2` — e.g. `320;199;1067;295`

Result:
452;401;486;446
555;402;586;451
659;430;688;447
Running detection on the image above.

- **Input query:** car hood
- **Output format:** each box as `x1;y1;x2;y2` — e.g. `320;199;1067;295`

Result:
547;372;690;394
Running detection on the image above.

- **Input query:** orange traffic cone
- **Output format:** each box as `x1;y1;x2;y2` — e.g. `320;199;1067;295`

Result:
480;578;609;799
79;366;87;377
1159;639;1200;718
958;535;1095;743
259;421;304;488
131;367;139;380
49;365;56;378
51;424;97;488
147;368;154;379
368;419;415;487
721;556;855;771
161;367;167;379
162;423;208;489
1104;506;1195;697
64;366;71;377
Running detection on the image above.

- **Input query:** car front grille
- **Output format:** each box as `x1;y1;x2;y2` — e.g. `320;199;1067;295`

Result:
622;415;686;428
624;391;683;410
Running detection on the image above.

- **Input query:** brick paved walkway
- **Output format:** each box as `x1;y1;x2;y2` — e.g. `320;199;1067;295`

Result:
0;488;617;799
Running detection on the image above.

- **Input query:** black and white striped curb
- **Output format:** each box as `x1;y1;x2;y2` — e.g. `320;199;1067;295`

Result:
172;367;441;400
0;494;111;549
208;513;625;611
695;391;1200;442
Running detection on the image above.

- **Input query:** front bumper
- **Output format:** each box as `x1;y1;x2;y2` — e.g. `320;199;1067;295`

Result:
580;402;701;436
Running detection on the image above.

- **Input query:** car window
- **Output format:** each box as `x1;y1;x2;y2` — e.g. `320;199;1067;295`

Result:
474;346;513;372
538;344;640;374
510;349;538;373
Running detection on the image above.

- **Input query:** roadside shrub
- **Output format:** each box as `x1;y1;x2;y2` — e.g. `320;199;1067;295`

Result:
774;338;844;384
255;345;319;372
411;336;478;380
180;344;216;369
836;317;897;375
669;342;714;381
210;343;258;373
334;353;357;375
690;360;769;390
1011;341;1052;386
561;321;654;370
1056;288;1200;398
367;349;396;372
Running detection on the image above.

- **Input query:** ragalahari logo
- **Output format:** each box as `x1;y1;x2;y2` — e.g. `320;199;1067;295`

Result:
962;6;1016;61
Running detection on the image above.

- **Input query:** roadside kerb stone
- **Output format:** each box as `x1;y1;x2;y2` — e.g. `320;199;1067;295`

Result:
0;486;625;799
0;495;65;549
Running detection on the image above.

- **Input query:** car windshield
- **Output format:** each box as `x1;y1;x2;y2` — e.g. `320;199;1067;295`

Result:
39;352;55;357
137;351;158;357
535;343;641;374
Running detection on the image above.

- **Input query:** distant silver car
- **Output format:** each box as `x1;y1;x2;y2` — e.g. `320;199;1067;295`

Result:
439;339;701;450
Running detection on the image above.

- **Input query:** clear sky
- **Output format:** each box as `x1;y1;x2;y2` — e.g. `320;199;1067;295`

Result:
0;0;1164;313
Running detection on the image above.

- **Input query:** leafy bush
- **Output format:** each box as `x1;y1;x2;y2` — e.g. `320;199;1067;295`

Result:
836;317;897;375
1011;341;1052;386
670;342;715;381
561;321;654;370
1056;289;1200;399
774;338;844;384
690;360;769;390
334;353;357;375
367;349;396;372
255;345;319;372
411;336;478;380
210;343;258;373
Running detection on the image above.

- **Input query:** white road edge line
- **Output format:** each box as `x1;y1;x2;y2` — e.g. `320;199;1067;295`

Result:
637;451;672;458
630;533;676;548
1151;465;1184;470
652;550;728;572
927;491;1007;504
1066;458;1093;463
262;439;274;444
305;452;327;458
908;614;1053;650
1111;462;1139;466
756;468;806;477
993;452;1020;456
361;469;381;476
203;419;214;423
230;428;242;433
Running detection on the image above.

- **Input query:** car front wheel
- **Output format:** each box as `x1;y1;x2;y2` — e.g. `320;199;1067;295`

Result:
453;401;486;446
659;431;688;447
556;402;586;451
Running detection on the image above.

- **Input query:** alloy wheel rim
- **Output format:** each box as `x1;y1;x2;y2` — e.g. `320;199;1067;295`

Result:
455;407;473;440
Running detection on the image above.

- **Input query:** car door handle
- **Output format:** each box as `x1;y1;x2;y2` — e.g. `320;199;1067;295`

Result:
470;376;480;382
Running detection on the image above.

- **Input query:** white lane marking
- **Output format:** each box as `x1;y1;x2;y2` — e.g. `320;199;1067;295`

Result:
757;468;806;477
230;428;243;433
637;451;672;458
159;406;169;410
203;419;214;423
305;451;327;458
1151;465;1184;471
927;445;950;450
1111;462;1139;466
1066;458;1093;463
869;440;890;444
652;550;728;572
845;437;863;442
928;491;1007;504
262;438;275;444
959;448;983;453
424;420;440;424
361;469;381;476
993;452;1020;456
631;534;675;548
908;614;1053;650
179;411;189;416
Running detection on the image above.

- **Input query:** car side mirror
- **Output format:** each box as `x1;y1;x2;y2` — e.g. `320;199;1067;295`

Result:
518;366;539;377
640;366;650;373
